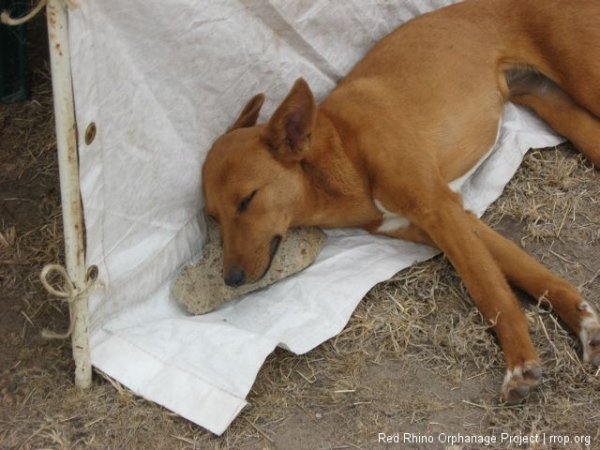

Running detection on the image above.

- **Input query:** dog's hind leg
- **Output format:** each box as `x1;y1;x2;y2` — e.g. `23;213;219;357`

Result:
507;69;600;167
465;213;600;367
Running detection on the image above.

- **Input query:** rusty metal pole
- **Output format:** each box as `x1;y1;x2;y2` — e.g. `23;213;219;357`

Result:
46;0;92;389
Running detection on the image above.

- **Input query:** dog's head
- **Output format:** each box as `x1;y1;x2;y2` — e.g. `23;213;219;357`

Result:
202;78;317;287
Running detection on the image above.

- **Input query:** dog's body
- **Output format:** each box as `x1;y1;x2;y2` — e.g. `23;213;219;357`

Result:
203;0;600;403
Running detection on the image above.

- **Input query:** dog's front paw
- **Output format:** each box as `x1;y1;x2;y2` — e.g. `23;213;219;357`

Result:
585;329;600;367
579;302;600;366
501;361;542;404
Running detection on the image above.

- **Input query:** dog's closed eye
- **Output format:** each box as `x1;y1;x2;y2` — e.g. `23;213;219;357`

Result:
238;190;257;212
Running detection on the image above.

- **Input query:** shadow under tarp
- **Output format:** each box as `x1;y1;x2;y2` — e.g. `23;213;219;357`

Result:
1;0;30;103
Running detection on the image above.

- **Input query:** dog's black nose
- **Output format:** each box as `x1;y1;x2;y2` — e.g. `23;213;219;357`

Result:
224;269;246;288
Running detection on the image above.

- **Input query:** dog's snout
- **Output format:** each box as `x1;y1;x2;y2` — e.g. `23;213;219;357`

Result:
225;269;246;288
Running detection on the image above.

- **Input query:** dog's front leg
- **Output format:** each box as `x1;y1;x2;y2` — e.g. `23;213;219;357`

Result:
375;182;541;403
463;213;600;368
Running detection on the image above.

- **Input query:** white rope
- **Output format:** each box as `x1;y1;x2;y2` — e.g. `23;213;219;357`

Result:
1;0;79;27
40;264;98;340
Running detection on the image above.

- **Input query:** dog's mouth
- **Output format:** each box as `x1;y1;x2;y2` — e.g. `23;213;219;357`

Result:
258;234;282;280
270;234;282;257
225;234;283;287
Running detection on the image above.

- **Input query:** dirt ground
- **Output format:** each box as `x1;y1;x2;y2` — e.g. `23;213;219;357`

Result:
1;13;600;450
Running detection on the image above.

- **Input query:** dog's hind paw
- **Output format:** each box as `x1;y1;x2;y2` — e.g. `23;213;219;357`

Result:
578;302;600;367
500;361;542;405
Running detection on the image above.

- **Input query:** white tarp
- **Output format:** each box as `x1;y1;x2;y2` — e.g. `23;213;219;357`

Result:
68;0;563;435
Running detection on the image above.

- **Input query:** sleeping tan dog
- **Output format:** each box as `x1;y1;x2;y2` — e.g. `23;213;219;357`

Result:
202;0;600;403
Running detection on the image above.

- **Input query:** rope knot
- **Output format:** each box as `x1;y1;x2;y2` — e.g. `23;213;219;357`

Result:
1;0;80;27
40;264;98;339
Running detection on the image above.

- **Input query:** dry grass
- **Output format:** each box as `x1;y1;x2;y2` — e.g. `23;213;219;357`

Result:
2;19;600;450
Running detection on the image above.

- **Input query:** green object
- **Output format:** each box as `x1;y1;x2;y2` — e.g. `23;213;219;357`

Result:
0;0;30;103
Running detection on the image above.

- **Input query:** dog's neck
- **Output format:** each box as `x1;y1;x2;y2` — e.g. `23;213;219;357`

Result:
293;111;378;229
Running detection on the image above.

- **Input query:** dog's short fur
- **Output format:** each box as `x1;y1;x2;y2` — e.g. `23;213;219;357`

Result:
202;0;600;403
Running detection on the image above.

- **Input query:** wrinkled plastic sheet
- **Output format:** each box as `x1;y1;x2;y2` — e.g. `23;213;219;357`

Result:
68;0;562;434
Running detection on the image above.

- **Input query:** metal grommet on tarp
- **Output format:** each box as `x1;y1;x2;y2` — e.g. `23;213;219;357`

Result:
84;122;96;145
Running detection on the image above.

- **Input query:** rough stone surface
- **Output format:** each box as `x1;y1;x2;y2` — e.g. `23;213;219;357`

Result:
174;219;326;314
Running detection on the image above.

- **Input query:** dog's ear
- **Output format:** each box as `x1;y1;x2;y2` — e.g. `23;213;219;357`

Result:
264;78;316;162
229;93;266;131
